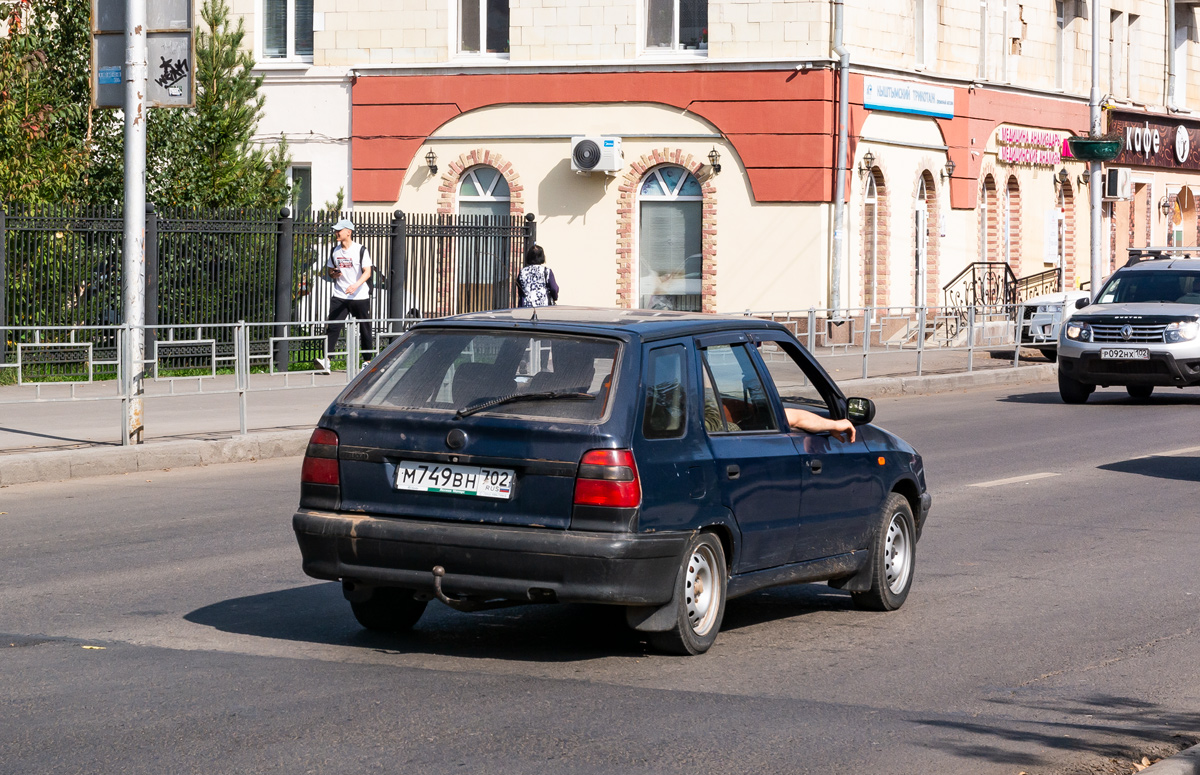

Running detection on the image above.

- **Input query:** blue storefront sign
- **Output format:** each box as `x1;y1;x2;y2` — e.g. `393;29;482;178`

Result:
863;77;954;119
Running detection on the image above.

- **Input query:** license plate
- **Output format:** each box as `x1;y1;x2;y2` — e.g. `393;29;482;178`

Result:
394;461;515;499
1100;348;1150;360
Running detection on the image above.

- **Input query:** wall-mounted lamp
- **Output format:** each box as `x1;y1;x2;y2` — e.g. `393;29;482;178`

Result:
940;158;957;182
1079;169;1091;186
425;149;438;175
858;150;875;178
707;147;722;175
1160;196;1174;216
1056;168;1071;187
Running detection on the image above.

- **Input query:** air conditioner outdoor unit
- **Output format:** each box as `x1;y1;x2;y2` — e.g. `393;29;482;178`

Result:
571;136;623;174
1104;168;1132;200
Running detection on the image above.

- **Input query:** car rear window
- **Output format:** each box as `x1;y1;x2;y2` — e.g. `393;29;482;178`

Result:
344;330;619;422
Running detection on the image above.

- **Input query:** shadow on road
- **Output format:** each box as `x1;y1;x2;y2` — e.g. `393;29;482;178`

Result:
186;581;860;659
999;390;1200;406
185;582;650;662
1099;454;1200;483
913;694;1199;771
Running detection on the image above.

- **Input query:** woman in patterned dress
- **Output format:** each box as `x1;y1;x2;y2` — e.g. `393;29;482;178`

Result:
516;244;560;308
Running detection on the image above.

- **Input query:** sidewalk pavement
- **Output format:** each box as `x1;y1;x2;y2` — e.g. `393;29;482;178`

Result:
0;360;1058;487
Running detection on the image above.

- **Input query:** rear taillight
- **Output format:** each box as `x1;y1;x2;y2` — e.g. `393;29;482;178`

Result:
573;449;641;508
301;428;340;485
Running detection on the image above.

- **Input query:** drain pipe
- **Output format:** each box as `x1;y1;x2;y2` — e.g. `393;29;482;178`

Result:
831;0;849;314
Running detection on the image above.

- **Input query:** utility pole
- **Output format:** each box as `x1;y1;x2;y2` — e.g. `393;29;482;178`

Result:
122;0;147;444
1088;0;1103;296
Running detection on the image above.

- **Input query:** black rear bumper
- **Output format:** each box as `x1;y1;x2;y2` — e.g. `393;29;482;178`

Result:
293;510;688;606
1060;353;1200;386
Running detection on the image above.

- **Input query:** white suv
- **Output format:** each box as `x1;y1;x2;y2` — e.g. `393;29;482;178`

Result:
1018;288;1091;361
1058;248;1200;403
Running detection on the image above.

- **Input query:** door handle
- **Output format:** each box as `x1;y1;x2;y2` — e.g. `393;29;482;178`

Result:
726;464;740;479
808;459;823;474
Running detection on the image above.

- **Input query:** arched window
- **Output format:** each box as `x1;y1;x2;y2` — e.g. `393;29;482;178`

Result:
914;176;929;306
457;165;511;217
456;165;512;311
863;169;887;312
638;165;703;311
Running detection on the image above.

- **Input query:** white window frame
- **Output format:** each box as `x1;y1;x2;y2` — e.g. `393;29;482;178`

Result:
288;165;313;215
1109;10;1124;99
638;0;708;57
449;0;511;60
259;0;314;63
1127;14;1140;100
635;165;704;310
456;165;511;210
915;0;937;69
1175;10;1191;108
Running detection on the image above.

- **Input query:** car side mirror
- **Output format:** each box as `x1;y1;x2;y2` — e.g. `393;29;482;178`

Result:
846;396;876;425
1075;297;1090;309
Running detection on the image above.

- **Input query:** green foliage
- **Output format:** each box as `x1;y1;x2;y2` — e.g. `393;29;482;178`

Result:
0;0;101;203
144;0;290;209
1;0;289;209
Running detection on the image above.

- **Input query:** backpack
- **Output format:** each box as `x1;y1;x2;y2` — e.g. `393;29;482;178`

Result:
330;244;385;293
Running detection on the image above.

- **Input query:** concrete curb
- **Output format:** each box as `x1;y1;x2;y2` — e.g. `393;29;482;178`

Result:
1143;744;1200;775
0;364;1058;487
0;430;311;487
838;363;1057;398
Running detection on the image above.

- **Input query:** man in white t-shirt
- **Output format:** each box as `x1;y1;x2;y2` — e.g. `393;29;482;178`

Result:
318;218;374;373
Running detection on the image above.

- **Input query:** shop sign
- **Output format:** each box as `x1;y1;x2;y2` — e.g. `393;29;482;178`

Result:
1108;112;1199;169
863;76;954;119
997;127;1064;166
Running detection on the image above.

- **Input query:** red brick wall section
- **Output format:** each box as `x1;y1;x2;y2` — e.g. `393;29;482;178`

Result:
924;170;940;306
1062;182;1076;288
1006;175;1022;277
615;150;716;311
981;173;999;262
860;166;889;310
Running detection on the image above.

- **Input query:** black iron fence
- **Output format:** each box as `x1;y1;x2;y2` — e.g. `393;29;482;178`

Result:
1;205;537;366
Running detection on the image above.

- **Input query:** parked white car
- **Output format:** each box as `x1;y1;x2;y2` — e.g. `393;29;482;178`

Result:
1018;289;1091;361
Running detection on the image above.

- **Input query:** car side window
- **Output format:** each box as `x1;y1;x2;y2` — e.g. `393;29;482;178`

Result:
755;340;833;417
700;344;777;433
643;345;687;439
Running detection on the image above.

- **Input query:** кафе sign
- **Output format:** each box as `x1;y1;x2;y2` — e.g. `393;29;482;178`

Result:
1108;112;1200;169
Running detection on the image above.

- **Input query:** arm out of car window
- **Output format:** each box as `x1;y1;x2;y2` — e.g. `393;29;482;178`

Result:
784;407;855;443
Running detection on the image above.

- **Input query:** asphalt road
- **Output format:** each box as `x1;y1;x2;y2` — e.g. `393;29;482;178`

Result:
3;382;1200;775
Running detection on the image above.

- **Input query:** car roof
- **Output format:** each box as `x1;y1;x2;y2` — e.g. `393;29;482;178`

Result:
1122;247;1200;269
414;306;792;341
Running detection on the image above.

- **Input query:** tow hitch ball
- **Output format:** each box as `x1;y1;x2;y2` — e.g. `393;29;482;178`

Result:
431;566;523;612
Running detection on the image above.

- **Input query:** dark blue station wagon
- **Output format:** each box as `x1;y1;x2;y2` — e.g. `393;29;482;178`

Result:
293;308;931;655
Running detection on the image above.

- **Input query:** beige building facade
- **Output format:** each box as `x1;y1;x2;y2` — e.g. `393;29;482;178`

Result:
237;0;1200;314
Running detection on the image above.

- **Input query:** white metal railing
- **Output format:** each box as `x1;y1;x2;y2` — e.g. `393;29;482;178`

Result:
0;304;1062;447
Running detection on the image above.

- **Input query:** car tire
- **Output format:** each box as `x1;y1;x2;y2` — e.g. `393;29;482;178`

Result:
851;493;916;612
1039;348;1058;363
1127;385;1154;400
648;533;727;656
1058;370;1093;404
350;587;428;633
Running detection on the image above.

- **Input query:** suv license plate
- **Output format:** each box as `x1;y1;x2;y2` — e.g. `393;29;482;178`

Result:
394;462;515;499
1100;348;1150;360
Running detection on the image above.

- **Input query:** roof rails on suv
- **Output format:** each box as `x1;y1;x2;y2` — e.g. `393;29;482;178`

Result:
1126;247;1200;264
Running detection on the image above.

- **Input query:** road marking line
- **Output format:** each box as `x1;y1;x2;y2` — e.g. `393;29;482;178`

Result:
1151;445;1200;458
969;472;1060;488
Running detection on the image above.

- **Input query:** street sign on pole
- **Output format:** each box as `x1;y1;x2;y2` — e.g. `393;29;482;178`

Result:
92;0;194;109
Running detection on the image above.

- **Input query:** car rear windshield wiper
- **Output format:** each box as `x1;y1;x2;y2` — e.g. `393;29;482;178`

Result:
455;390;595;419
